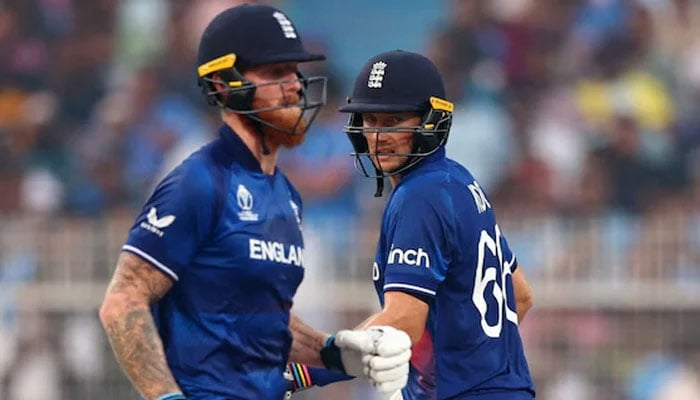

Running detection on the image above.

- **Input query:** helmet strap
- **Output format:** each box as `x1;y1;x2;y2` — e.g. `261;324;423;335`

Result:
374;174;384;197
246;115;271;155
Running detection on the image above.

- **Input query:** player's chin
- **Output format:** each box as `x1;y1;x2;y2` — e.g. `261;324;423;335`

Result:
373;156;403;174
259;108;309;147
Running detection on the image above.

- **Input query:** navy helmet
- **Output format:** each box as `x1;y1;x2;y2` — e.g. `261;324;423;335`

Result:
339;50;453;194
197;4;327;133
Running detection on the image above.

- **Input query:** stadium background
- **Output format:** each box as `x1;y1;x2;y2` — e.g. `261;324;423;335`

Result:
1;0;700;399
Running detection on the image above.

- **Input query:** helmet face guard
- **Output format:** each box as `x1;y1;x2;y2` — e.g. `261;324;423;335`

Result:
198;54;327;135
343;96;454;178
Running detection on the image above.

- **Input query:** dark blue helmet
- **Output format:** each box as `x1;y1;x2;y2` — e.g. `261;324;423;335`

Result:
339;50;454;193
196;4;327;134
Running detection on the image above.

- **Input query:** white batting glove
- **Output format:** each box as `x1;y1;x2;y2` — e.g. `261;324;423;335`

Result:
329;326;412;393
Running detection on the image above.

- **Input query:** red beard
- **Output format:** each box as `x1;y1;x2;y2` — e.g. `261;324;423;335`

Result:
251;94;308;148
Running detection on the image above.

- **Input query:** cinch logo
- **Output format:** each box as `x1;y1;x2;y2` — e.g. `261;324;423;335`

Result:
237;184;259;221
249;239;304;267
272;11;297;39
387;246;431;268
368;61;387;88
139;207;175;237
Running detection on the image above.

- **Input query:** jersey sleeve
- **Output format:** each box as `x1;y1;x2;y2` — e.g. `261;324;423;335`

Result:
500;231;518;272
382;188;454;300
122;158;218;281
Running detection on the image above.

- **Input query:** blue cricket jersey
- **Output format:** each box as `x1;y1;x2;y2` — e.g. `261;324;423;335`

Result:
373;150;535;400
123;124;305;399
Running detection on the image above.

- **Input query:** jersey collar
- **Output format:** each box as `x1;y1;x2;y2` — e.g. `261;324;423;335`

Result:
400;147;446;181
217;124;264;173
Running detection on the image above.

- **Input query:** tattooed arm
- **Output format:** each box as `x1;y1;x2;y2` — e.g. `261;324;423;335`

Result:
99;251;181;400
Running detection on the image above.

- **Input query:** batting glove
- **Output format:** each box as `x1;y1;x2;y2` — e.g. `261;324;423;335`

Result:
321;326;411;393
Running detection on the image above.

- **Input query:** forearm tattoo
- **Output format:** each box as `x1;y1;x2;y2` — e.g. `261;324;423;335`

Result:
102;252;180;399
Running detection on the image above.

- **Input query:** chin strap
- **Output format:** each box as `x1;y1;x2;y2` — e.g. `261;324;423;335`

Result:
373;169;384;197
250;117;270;155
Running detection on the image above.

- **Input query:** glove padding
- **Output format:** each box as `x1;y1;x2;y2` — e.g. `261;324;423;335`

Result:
332;326;411;393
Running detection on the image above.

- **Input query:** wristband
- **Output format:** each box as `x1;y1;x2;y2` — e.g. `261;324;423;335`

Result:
287;362;313;391
155;393;186;400
320;335;346;374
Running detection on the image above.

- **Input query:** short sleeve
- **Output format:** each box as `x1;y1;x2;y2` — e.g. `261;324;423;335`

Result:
123;159;218;281
500;232;518;272
382;189;454;300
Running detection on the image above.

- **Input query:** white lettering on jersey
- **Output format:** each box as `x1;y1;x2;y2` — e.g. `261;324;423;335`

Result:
237;184;259;221
387;245;431;268
139;207;175;237
468;180;491;214
372;262;380;281
472;224;518;338
249;239;304;266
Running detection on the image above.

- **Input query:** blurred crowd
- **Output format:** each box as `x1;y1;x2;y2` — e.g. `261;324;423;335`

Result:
2;0;700;399
1;0;698;217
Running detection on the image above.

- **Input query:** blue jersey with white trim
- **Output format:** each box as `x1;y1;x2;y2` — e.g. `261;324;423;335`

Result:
373;152;535;400
123;125;305;400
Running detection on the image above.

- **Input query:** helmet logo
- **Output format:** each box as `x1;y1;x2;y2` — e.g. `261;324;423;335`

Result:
367;61;387;88
272;11;297;39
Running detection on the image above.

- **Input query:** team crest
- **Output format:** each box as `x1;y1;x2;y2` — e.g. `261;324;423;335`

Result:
237;184;259;221
368;61;387;88
272;11;297;39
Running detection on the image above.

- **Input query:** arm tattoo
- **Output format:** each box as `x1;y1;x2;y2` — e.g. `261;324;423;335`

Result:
288;313;327;366
101;252;180;400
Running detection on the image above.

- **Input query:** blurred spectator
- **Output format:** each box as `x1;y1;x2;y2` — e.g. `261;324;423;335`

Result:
627;354;700;400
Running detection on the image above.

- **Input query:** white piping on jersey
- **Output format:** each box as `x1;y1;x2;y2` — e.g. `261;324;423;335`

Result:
122;245;179;281
384;283;436;296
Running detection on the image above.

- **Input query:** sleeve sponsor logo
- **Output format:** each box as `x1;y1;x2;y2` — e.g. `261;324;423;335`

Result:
140;207;176;237
387;245;431;268
372;262;380;281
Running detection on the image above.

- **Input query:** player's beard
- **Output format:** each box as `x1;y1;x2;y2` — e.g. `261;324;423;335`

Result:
251;94;308;149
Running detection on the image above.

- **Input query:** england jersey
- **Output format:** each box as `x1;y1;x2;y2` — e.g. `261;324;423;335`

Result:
123;124;305;399
373;151;535;400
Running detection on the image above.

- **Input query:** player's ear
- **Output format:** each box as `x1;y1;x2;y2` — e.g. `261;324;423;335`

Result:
211;73;226;92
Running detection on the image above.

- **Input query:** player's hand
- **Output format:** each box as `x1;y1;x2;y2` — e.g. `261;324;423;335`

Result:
322;326;411;393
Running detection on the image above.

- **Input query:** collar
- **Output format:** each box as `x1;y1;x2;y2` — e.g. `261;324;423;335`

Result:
216;124;263;173
399;147;446;181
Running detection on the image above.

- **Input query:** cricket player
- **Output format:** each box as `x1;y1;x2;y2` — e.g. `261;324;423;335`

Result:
99;6;411;400
287;50;536;399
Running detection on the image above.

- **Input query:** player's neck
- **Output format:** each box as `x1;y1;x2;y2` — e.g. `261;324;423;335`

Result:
390;175;402;187
223;113;279;175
